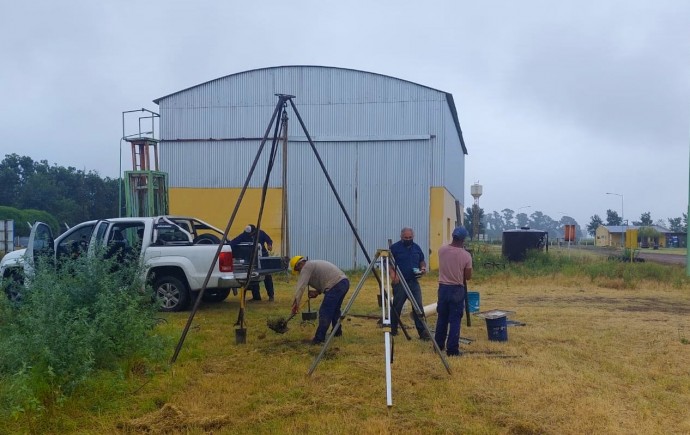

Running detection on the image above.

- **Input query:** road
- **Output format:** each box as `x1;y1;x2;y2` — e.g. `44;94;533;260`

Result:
637;251;686;265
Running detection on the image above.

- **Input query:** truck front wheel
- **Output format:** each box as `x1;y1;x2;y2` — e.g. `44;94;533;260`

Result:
153;276;190;312
3;271;23;303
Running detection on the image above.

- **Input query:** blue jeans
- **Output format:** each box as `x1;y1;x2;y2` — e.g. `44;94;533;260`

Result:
314;279;350;342
263;274;274;298
250;276;274;299
249;282;262;300
434;284;466;355
391;279;425;336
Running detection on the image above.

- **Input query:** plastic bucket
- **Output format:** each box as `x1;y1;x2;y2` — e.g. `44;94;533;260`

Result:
467;291;480;313
485;316;508;342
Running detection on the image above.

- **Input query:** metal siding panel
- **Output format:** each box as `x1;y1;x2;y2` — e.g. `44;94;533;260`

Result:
158;66;446;141
285;140;431;270
354;141;430;268
442;105;465;205
287;141;357;269
161;141;283;188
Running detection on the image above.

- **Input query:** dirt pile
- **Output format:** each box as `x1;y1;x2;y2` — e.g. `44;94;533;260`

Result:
119;403;231;433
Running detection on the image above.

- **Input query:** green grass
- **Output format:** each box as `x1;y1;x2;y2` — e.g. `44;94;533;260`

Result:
3;252;690;433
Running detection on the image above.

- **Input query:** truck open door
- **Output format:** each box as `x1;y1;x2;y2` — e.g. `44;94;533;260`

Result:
25;222;55;277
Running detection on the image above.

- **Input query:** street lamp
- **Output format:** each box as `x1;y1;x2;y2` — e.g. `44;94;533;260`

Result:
516;205;531;228
606;192;624;248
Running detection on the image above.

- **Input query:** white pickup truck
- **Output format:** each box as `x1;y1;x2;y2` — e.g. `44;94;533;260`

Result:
0;216;284;312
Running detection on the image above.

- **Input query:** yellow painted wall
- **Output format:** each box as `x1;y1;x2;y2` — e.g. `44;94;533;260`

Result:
169;188;284;250
595;226;610;247
429;187;461;270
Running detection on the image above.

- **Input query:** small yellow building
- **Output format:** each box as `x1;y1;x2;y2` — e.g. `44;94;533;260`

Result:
595;225;669;248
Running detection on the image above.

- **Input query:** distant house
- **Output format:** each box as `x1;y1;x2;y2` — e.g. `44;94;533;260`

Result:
595;225;673;248
664;232;687;248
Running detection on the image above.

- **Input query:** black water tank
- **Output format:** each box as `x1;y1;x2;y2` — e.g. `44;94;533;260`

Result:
502;227;548;261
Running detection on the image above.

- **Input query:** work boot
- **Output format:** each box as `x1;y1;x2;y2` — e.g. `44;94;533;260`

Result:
390;328;398;336
419;330;432;341
268;296;274;302
333;325;342;337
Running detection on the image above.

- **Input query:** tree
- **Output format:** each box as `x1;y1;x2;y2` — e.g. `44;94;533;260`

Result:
606;209;622;226
515;212;530;228
529;211;558;237
668;217;682;232
633;212;653;226
501;208;515;229
639;226;661;246
484;211;504;240
0;154;118;229
683;213;688;233
587;214;603;236
464;205;485;240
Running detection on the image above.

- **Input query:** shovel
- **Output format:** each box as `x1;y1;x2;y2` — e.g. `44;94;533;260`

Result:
267;312;297;334
267;298;309;334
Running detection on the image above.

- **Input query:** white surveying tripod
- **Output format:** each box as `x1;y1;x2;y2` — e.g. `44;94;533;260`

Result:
307;248;451;407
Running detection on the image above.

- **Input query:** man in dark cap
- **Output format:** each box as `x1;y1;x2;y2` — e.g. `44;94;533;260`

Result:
230;224;275;301
435;226;473;356
389;227;429;340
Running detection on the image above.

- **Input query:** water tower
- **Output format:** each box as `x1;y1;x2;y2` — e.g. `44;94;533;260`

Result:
471;183;482;240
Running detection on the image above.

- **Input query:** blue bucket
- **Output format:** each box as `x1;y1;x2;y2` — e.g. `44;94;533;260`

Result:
485;316;508;342
467;291;480;313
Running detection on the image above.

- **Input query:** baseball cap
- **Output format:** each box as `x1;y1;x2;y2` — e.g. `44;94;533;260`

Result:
452;226;468;240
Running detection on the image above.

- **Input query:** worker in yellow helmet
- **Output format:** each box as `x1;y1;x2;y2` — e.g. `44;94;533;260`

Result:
289;255;349;345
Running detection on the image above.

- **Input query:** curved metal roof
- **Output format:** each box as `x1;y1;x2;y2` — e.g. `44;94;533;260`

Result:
153;65;467;154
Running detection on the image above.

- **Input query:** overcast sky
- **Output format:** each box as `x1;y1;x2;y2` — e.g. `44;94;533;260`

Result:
2;1;688;229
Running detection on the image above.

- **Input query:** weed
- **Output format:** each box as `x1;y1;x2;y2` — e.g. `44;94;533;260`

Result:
0;253;164;420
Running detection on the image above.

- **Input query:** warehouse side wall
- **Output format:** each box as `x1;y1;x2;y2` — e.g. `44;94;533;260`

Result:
429;187;459;269
169;188;284;249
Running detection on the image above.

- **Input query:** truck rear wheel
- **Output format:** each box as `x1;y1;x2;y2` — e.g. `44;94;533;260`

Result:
202;288;231;303
153;276;190;312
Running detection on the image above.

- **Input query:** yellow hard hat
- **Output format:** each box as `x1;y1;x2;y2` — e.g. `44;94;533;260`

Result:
289;255;306;275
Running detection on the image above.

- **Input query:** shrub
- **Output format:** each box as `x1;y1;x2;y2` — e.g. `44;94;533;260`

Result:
500;250;690;287
0;253;164;419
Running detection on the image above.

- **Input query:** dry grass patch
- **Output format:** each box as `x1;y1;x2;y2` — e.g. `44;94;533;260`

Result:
5;264;690;434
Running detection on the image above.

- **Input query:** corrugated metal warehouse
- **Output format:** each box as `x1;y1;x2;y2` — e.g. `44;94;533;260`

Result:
153;65;468;270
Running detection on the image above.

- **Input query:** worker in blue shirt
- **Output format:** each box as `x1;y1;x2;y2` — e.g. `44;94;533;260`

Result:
389;227;429;340
230;224;275;301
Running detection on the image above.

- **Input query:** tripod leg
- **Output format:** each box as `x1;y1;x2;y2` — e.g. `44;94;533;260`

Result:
170;96;286;364
397;270;452;375
385;331;393;407
373;267;412;341
307;253;379;375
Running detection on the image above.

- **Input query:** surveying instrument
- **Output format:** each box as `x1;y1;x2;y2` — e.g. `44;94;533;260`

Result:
308;248;451;407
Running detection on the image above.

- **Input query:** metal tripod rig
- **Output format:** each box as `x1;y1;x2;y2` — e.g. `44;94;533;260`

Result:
307;249;451;407
171;94;414;363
